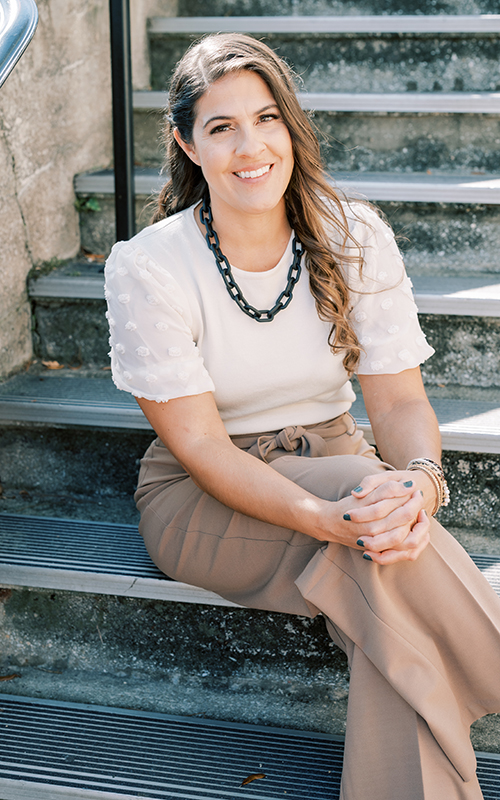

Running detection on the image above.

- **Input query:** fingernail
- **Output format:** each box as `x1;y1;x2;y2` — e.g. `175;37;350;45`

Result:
356;539;364;547
343;513;351;521
363;553;373;561
353;486;363;493
403;480;413;488
420;490;424;497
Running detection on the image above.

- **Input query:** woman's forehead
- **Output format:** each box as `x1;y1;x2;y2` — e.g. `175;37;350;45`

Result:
194;71;276;125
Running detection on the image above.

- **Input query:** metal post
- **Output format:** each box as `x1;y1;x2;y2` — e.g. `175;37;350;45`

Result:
109;0;135;241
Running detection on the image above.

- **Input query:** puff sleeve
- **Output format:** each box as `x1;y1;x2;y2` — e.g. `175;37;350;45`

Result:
346;208;435;375
104;240;215;402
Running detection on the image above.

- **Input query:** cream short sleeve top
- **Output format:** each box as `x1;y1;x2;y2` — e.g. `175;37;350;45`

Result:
104;202;434;435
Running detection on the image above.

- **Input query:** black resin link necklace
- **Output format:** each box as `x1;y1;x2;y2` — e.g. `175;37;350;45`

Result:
200;197;303;323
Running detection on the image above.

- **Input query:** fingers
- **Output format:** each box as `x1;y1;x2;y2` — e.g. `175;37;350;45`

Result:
361;509;431;565
351;471;412;500
345;483;422;537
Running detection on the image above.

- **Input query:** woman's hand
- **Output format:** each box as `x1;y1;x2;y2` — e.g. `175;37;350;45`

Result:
314;474;430;565
335;472;432;565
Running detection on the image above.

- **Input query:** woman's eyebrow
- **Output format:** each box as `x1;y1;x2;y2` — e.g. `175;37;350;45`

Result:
202;103;279;131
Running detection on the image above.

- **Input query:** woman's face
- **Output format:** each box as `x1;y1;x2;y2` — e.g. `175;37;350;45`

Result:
175;70;294;222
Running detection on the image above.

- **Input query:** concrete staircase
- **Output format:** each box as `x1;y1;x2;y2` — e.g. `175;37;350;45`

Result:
1;1;500;796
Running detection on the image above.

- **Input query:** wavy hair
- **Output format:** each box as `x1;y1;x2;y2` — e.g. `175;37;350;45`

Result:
153;32;367;373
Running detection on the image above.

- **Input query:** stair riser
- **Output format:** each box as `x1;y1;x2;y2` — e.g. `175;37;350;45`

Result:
0;425;498;531
30;295;500;388
379;201;500;275
0;586;347;736
134;108;500;174
178;0;500;15
78;195;500;276
0;425;153;499
32;299;109;368
0;585;499;752
150;34;500;94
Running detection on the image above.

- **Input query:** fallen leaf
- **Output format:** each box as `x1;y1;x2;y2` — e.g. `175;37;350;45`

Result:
42;360;64;370
0;674;21;682
240;774;266;787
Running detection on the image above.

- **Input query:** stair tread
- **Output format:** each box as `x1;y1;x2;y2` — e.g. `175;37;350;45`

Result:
0;512;499;605
28;266;500;316
0;371;499;453
133;89;500;114
0;696;498;800
149;14;500;34
74;168;500;204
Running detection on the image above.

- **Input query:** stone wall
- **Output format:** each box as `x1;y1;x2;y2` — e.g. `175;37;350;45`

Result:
0;0;175;379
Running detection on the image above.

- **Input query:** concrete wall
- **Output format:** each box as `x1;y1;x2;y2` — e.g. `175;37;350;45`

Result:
0;0;175;379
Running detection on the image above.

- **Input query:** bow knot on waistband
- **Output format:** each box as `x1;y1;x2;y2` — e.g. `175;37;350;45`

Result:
253;426;329;462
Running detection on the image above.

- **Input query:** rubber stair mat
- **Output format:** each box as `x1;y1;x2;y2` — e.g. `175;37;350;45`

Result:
1;514;500;596
0;696;498;799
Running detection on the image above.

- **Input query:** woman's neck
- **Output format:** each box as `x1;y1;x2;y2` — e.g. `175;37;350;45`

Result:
198;198;293;273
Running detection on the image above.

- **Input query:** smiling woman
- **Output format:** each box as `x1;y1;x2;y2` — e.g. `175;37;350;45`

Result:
104;32;500;800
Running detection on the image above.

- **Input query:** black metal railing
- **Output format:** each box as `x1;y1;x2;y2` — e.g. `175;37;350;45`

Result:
0;0;38;88
109;0;136;241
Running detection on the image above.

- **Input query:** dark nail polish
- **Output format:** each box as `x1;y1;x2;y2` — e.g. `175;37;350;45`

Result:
420;490;424;497
403;480;413;488
353;486;363;493
363;553;373;561
356;539;364;547
343;513;351;521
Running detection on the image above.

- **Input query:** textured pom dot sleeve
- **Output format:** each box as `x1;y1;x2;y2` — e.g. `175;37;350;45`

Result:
104;240;215;402
346;207;435;375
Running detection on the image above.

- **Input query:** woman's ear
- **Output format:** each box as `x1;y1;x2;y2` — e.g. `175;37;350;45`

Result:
173;128;201;166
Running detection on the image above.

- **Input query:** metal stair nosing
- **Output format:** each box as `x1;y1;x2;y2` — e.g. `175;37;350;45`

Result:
74;169;500;205
148;15;500;34
1;391;499;453
133;89;500;114
28;271;500;318
0;510;499;610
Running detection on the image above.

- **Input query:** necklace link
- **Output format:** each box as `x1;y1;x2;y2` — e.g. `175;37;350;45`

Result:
200;197;303;323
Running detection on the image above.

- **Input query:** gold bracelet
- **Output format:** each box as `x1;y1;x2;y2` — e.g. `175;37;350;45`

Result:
406;458;450;515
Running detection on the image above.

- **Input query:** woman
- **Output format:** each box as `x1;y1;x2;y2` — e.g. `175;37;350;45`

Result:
104;33;500;800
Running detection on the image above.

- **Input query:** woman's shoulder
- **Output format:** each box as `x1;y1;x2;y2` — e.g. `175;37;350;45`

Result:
108;204;198;263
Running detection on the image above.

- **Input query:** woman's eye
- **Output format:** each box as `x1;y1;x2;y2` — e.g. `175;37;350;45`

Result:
259;113;279;123
209;123;231;134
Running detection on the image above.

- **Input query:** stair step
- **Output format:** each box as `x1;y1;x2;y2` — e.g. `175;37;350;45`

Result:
0;513;235;605
28;268;500;317
0;512;499;604
0;694;499;800
0;372;499;453
133;89;500;114
149;14;500;34
0;695;345;800
74;168;500;205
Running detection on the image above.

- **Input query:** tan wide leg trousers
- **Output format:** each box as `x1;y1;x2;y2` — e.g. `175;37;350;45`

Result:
135;413;500;800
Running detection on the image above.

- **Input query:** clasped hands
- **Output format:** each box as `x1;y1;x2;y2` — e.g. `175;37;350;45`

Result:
331;471;433;565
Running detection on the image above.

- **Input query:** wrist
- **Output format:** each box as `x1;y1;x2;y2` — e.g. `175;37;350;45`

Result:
406;458;450;516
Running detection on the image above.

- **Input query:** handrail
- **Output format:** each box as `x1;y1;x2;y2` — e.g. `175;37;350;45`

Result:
109;0;135;241
0;0;38;89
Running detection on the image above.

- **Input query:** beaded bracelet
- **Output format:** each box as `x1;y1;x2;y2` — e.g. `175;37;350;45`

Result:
406;457;450;516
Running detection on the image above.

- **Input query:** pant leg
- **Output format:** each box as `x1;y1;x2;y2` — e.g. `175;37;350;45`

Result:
135;428;500;799
325;618;484;800
296;522;500;798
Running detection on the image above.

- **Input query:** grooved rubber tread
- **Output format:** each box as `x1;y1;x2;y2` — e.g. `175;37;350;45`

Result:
0;696;498;799
0;514;499;602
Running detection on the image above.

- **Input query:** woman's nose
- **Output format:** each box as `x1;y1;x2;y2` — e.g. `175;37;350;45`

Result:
235;125;266;157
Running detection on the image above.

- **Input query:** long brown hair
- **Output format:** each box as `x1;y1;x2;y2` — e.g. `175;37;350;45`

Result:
154;33;366;373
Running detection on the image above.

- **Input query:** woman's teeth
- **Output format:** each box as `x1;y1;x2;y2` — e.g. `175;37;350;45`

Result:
235;165;271;179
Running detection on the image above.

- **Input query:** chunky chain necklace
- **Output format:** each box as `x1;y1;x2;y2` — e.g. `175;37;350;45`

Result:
200;197;303;322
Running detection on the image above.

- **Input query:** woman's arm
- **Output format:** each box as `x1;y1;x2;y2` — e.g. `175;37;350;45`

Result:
353;366;442;563
136;392;422;555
